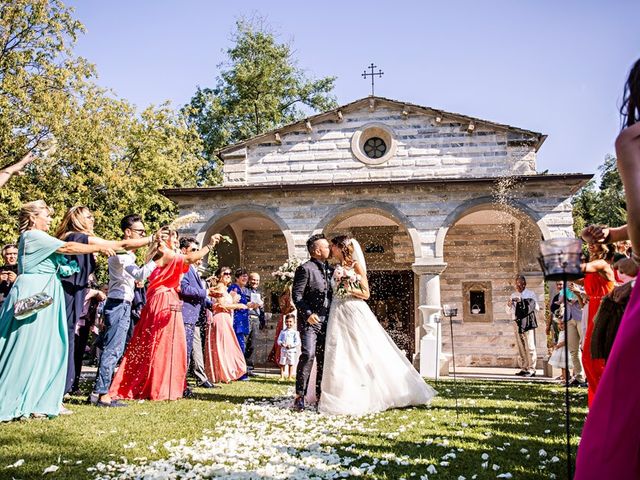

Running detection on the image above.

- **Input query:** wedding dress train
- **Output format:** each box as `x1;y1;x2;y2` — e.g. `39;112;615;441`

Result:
318;295;436;416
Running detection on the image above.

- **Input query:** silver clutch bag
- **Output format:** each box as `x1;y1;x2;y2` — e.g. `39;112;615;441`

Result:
14;292;54;320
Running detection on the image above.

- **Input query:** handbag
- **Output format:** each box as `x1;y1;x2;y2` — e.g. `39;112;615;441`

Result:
13;243;59;320
14;291;54;320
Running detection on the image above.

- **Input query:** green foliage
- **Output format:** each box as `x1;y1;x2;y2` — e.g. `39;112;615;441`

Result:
572;154;627;236
0;1;206;275
0;0;92;166
185;17;338;185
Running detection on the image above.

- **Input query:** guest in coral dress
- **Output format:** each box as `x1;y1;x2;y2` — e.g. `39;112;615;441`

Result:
109;231;221;401
578;242;615;406
204;266;247;384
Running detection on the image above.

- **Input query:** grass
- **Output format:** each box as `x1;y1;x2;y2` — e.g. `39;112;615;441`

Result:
0;376;587;479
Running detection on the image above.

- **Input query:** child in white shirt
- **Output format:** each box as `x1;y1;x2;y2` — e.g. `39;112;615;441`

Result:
277;314;300;381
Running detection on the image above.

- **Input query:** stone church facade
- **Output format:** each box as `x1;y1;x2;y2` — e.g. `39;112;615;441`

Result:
163;96;591;374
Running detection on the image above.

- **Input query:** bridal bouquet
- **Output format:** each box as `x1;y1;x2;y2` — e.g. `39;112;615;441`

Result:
267;257;303;293
332;265;362;298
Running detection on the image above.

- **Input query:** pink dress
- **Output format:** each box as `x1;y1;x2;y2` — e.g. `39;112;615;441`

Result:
575;280;640;479
109;255;189;401
204;293;246;383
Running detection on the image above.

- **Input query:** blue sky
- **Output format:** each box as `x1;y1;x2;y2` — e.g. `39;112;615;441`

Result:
67;0;638;175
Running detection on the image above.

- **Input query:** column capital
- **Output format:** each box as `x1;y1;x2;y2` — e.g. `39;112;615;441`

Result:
412;260;447;276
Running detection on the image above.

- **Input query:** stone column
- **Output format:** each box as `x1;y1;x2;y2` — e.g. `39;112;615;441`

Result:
412;261;447;377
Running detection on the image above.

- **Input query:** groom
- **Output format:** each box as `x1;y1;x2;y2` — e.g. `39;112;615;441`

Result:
292;233;333;411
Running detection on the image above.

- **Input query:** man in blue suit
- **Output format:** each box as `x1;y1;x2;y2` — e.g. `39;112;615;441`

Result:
179;237;216;393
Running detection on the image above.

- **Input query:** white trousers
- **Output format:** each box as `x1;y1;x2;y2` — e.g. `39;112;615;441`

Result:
513;323;537;372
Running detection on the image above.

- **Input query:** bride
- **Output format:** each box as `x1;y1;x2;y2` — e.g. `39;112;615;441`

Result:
318;234;436;416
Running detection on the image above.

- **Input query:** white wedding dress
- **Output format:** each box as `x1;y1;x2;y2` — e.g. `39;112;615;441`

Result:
318;260;436;416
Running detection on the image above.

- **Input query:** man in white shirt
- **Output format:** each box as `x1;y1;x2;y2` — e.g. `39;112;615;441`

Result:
508;274;540;377
91;214;156;407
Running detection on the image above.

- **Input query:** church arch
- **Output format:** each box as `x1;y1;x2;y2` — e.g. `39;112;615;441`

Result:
199;204;295;258
314;200;421;260
434;196;552;258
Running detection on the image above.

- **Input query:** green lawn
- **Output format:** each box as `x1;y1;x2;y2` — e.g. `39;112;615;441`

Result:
0;377;587;479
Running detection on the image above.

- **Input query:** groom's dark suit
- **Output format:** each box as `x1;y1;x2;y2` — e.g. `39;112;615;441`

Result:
293;257;333;398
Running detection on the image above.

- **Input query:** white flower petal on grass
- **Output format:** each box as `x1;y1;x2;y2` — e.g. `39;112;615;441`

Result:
5;459;24;469
496;474;513;479
539;449;548;457
551;456;560;463
427;464;437;474
43;465;59;474
481;453;489;460
492;464;500;471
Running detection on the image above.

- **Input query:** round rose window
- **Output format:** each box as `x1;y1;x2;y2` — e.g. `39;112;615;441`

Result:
363;137;387;159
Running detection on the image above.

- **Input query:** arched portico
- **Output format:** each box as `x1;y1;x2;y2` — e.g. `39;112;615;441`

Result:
434;196;552;259
314;200;423;261
199;206;294;286
199;204;296;259
318;202;419;359
439;201;547;368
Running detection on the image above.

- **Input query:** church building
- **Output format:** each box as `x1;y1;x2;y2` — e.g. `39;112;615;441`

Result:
162;96;591;373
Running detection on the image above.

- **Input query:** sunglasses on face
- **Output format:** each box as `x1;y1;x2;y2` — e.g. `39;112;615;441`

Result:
222;272;231;276
131;229;146;235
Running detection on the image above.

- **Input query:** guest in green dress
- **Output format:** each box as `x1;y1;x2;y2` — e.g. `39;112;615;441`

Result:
0;200;114;421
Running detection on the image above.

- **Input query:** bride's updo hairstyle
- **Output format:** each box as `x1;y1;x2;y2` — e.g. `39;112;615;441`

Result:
331;235;355;266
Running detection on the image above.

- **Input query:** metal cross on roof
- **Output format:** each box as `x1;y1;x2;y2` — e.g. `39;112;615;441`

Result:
362;63;384;96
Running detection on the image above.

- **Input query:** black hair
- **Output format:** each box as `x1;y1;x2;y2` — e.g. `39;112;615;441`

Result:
2;244;17;253
306;233;326;254
621;58;640;128
120;214;143;232
235;267;248;278
515;274;526;285
179;236;198;250
214;266;231;277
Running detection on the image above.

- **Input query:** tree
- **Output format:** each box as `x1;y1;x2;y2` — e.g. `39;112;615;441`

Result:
0;0;93;168
573;154;627;236
185;17;338;185
0;1;206;270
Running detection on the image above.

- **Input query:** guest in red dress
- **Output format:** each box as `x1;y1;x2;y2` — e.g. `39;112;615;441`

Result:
204;266;247;383
109;231;221;401
578;242;615;406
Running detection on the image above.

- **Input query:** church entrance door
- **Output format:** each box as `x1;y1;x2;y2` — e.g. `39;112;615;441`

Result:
367;270;415;359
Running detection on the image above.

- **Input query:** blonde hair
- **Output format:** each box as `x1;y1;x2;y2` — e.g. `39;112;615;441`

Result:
19;200;54;233
55;206;95;239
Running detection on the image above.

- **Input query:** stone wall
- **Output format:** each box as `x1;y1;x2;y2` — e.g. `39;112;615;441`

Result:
241;230;289;285
223;105;539;186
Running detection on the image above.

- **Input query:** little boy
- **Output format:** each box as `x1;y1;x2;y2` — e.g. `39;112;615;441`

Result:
277;314;300;381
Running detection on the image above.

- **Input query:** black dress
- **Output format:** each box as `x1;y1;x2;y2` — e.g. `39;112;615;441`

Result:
60;232;95;393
